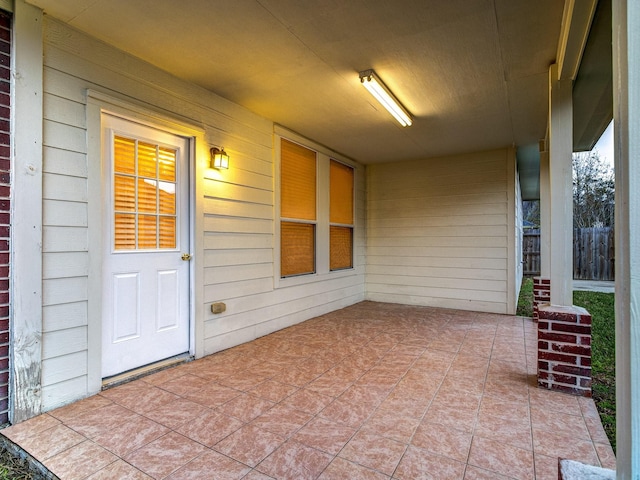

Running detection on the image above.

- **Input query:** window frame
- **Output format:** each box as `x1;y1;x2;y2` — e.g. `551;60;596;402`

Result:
329;159;355;271
275;129;358;287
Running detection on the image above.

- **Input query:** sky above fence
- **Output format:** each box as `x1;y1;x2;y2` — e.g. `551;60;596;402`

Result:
593;121;614;167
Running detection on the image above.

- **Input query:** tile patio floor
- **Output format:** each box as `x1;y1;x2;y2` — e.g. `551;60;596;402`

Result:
1;301;616;479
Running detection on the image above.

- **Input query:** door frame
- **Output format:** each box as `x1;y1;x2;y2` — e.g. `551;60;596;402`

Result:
86;91;206;393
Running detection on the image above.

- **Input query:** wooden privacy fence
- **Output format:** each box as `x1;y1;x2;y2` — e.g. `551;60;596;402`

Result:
523;229;541;276
573;227;615;281
522;227;615;281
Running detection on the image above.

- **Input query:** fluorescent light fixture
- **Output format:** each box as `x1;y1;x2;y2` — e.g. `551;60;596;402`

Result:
359;69;412;127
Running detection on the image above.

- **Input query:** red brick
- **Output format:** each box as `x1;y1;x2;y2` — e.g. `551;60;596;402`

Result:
540;311;581;322
552;343;591;356
580;336;591;346
578;315;592;325
538;331;577;344
551;323;591;335
551;364;591;377
580;377;592;389
580;356;592;367
548;373;578;385
542;383;591;396
539;351;577;364
538;340;549;350
538;360;549;371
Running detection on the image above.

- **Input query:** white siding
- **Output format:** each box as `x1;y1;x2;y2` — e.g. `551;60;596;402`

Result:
366;149;516;314
40;17;365;411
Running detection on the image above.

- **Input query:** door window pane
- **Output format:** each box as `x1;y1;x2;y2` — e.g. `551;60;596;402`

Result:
113;135;178;250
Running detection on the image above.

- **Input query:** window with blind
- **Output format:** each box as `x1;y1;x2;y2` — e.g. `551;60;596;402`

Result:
113;135;178;250
280;138;317;277
330;160;354;270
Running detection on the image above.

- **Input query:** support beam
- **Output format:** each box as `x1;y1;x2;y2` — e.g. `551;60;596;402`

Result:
539;149;551;279
10;0;44;422
548;64;574;307
556;0;599;80
612;0;640;476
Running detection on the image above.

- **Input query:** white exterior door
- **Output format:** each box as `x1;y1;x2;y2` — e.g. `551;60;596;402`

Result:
102;114;191;378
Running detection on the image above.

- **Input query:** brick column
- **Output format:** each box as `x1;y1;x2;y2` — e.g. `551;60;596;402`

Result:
537;305;591;396
0;10;10;425
532;277;551;322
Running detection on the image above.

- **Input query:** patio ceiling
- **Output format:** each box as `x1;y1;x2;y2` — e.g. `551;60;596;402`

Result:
27;0;616;201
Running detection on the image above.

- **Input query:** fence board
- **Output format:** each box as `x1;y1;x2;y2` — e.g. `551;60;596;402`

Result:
521;227;614;280
573;227;615;281
523;229;540;276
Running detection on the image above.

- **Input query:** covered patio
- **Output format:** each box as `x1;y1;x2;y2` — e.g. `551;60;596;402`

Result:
1;302;615;479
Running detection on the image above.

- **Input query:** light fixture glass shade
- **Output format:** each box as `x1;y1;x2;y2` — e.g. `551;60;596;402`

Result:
359;69;412;127
210;147;229;169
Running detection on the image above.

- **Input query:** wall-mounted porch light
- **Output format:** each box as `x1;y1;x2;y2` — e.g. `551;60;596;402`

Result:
210;147;230;169
359;69;413;127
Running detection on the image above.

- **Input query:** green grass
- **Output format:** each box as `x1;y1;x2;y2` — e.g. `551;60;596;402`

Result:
517;277;534;317
517;277;616;451
573;289;616;452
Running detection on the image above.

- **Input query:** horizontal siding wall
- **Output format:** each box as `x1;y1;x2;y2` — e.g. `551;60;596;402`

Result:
40;17;365;411
366;149;513;314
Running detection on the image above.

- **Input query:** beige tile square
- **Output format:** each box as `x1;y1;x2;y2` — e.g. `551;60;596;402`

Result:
474;411;533;451
1;414;60;443
532;429;599;466
463;465;512;480
281;388;333;415
142;397;210;429
184;381;241;408
531;407;591;441
175;409;244;447
165;450;251;480
219;393;275;422
92;415;169;457
125;432;208;479
17;423;85;460
251;404;312;438
339;431;407;476
468;436;534;480
64;403;139;438
44;440;118;480
101;382;180;414
394;446;466;480
257;440;333;479
318;457;390;480
249;379;298;402
293;416;356;455
361;409;420;444
48;395;113;423
86;459;153;479
154;373;212;396
411;421;472;463
214;424;285;467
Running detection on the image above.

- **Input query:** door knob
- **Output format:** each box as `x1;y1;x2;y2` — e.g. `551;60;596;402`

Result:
181;253;192;261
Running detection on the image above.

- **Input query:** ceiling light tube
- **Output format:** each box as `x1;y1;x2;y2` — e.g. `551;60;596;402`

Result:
359;69;412;127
